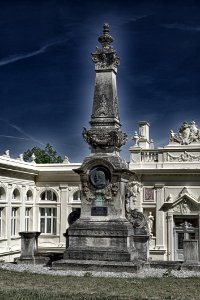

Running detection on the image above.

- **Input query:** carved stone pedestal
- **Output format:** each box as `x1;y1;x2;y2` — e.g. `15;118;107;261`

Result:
19;231;40;259
16;231;48;265
133;228;149;261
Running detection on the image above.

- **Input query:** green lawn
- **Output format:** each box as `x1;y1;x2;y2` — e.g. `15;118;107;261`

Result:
0;269;200;299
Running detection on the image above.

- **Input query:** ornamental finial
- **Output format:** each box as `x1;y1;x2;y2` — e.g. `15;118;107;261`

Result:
98;23;114;48
92;23;120;70
103;23;110;34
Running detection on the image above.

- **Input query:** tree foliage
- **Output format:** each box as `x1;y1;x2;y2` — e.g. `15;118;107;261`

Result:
23;143;63;164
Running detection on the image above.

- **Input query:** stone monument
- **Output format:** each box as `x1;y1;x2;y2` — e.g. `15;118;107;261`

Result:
53;24;149;272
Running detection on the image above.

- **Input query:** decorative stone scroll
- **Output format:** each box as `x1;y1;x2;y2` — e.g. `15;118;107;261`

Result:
170;121;200;145
166;151;200;162
82;183;95;204
83;127;127;149
104;183;119;202
126;208;147;229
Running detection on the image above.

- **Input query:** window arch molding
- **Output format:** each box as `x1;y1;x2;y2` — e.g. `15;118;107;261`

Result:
26;188;34;201
0;183;6;200
39;187;59;202
12;187;21;201
71;187;81;202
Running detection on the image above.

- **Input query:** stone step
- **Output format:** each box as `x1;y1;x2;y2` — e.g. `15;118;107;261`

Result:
52;259;149;273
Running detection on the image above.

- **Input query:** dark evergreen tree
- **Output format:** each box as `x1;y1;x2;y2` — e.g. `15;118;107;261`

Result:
23;143;63;163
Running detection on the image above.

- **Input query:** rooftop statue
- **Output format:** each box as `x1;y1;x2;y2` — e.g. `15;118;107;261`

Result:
170;121;200;145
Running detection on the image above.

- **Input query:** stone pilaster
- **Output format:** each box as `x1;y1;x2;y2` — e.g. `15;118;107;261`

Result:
59;184;68;244
32;187;38;231
166;212;173;261
7;184;12;246
20;185;26;232
155;184;165;248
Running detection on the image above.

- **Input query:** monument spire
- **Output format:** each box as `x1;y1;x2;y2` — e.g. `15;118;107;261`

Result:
83;23;127;154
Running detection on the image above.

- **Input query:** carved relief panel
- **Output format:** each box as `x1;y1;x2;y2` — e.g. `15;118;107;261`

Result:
144;187;154;202
172;198;198;214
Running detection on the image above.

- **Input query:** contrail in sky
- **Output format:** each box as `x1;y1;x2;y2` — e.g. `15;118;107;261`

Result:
0;135;30;140
0;37;68;67
0;118;45;146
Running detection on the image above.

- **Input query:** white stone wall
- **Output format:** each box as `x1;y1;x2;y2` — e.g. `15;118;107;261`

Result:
0;157;81;262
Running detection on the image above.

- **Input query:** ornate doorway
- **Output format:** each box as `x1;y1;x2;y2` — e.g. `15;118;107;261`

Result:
174;217;198;261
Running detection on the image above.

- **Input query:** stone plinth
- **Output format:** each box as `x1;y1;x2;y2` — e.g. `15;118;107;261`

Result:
133;228;149;261
16;231;49;265
19;231;41;259
183;239;198;263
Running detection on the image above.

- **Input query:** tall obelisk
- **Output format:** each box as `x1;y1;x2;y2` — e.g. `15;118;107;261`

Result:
50;24;148;272
59;24;148;267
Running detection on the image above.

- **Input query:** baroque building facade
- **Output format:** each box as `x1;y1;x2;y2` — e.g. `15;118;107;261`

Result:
1;24;200;263
1;120;200;262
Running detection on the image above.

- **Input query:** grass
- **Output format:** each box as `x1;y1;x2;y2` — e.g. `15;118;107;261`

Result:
0;269;200;299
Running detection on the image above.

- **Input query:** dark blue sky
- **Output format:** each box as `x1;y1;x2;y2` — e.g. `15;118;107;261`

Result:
1;0;200;162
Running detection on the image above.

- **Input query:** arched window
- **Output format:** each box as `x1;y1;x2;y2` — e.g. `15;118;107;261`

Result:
39;189;57;235
40;190;57;201
73;190;81;201
12;189;20;200
26;190;33;201
0;187;6;200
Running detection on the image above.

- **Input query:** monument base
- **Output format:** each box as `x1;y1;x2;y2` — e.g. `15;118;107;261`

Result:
52;259;149;273
63;218;137;262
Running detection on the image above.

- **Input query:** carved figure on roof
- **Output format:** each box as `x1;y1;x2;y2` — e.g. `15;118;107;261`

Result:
170;121;200;145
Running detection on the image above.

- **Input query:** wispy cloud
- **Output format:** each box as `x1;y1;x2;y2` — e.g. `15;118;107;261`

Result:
0;118;45;146
0;37;68;67
109;14;153;27
0;135;30;141
162;23;200;32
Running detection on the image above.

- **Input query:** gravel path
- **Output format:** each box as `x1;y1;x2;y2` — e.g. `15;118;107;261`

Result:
1;262;200;278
